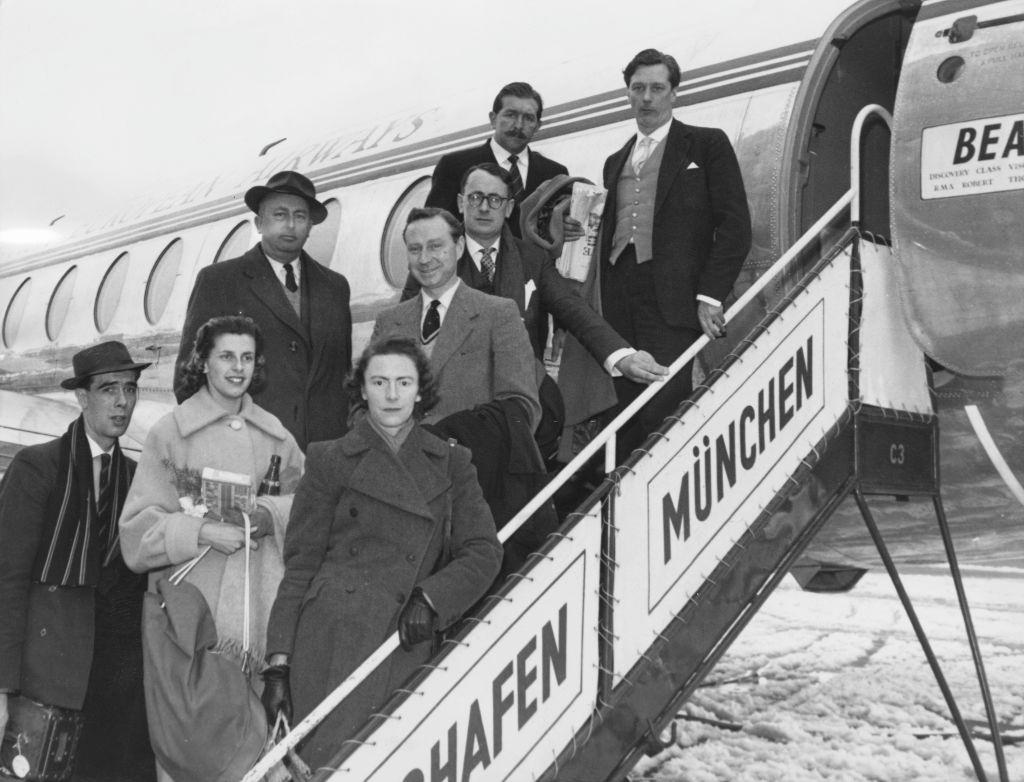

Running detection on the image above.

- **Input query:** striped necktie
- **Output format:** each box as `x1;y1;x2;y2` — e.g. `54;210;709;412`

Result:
480;247;496;284
507;155;524;201
96;453;116;563
421;299;441;344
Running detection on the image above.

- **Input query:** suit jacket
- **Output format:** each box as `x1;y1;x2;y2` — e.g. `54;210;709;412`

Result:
425;141;569;238
265;419;501;765
372;283;541;431
401;225;629;364
173;244;352;450
0;438;137;708
599;119;752;330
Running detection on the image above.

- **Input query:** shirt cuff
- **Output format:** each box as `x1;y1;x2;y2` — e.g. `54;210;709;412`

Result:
697;294;721;307
605;347;637;376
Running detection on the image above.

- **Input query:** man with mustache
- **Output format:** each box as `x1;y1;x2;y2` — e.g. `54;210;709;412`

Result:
425;82;568;238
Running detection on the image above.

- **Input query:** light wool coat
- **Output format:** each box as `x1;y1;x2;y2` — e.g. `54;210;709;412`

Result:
119;386;304;665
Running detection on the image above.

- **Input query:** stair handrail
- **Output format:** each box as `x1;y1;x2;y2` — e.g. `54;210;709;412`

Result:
242;106;893;781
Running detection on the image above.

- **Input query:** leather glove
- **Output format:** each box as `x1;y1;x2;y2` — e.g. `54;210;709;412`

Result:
221;505;274;538
398;588;437;651
260;664;292;726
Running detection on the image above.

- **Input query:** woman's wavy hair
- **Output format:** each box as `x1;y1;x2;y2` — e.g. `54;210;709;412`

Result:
177;315;267;402
345;336;439;423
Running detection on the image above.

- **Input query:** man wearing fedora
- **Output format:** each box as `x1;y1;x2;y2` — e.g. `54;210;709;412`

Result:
174;170;352;450
0;342;155;781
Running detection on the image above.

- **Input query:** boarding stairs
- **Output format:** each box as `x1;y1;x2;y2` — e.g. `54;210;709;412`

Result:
245;106;1008;782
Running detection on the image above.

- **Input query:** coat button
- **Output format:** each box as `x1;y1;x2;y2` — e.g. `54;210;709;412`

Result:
406;554;416;563
40;628;47;637
349;507;358;517
349;546;359;556
345;586;355;594
289;341;298;353
48;585;57;593
396;592;405;604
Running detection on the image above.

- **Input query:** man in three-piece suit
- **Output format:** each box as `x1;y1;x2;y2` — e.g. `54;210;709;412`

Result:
174;170;352;450
599;48;752;457
372;207;540;431
425;82;568;239
0;342;154;781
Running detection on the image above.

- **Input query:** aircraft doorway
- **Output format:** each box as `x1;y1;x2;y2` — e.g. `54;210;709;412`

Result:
781;1;917;245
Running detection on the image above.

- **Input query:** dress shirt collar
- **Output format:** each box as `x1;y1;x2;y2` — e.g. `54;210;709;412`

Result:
491;138;529;175
85;431;113;459
264;252;301;288
465;235;502;272
419;277;461;328
634;118;672;148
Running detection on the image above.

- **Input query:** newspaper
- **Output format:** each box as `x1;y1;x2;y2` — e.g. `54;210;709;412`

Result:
555;183;607;282
201;467;253;517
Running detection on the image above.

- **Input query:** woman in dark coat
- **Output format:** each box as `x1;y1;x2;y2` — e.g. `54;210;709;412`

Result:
262;336;502;770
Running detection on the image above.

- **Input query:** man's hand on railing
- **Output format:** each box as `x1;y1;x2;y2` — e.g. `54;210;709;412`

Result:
615;351;670;384
260;663;292;726
698;301;727;339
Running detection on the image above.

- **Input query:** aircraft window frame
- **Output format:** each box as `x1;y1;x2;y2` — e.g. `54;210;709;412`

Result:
2;277;33;349
380;176;431;288
45;265;79;341
94;252;130;332
304;198;342;267
145;237;184;325
213;220;253;264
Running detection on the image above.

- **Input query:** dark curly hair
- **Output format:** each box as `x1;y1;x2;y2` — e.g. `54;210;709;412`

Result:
176;315;267;402
345;336;439;423
623;48;682;89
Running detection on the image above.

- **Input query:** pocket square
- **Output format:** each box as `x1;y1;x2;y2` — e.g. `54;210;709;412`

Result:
524;280;537;310
687;161;700;170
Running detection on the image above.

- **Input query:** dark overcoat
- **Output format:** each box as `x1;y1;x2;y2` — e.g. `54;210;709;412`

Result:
173;244;352;450
265;419;501;769
599;119;752;330
425;140;568;237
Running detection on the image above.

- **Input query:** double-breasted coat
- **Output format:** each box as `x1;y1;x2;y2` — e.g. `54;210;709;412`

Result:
265;418;501;768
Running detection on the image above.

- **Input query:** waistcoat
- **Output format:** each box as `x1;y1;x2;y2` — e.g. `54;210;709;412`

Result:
610;137;667;264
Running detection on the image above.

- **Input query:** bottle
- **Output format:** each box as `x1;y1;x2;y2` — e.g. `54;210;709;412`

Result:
257;455;282;496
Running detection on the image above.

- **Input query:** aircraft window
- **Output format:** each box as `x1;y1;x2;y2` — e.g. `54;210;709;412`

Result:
213;220;253;263
95;252;130;332
145;238;184;325
2;277;33;349
46;266;79;341
305;198;342;266
381;177;431;287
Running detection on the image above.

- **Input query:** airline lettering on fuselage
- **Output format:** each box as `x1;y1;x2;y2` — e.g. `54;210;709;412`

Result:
921;113;1024;199
401;605;568;782
662;336;814;564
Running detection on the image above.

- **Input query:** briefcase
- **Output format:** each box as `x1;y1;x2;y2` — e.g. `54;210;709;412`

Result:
0;695;83;781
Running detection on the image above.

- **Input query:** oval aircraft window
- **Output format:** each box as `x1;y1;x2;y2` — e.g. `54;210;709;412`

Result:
3;277;33;348
381;177;431;288
46;265;78;341
213;221;253;264
95;252;130;332
145;238;184;325
305;198;341;266
936;56;965;84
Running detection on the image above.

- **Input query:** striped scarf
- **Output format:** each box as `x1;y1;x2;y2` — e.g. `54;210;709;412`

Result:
32;415;132;586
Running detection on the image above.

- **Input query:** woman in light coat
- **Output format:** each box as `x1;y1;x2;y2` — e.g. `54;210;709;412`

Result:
262;336;502;770
120;314;304;679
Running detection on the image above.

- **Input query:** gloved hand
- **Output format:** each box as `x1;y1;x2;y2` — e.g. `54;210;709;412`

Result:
220;505;274;538
398;588;437;651
260;664;292;726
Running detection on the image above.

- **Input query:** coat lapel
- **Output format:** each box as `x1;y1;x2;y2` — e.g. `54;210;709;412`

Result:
241;248;308;343
429;284;477;374
494;226;526;312
654;120;693;216
302;254;330;369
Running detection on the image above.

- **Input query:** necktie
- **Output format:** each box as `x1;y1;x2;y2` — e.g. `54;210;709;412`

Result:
421;299;441;344
96;453;115;562
283;263;298;293
633;136;652;176
507;155;524;202
480;247;496;284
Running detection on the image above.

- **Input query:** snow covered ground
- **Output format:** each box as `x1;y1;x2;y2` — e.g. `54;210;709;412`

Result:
630;563;1023;781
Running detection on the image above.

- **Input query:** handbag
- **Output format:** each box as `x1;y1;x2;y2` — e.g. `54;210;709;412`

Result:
0;695;84;781
141;515;268;782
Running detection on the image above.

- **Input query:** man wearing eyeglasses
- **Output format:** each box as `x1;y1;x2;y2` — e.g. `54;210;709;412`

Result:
403;163;669;461
425;82;568;238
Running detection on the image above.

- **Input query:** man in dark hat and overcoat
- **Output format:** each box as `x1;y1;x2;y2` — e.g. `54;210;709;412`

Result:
173;170;352;450
0;341;155;781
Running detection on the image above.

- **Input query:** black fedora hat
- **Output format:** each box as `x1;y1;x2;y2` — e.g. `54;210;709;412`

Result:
61;341;152;390
244;170;328;225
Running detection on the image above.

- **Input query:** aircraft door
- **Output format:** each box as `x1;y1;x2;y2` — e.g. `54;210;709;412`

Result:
890;0;1024;376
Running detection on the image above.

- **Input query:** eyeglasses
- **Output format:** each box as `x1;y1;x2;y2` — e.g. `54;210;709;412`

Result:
463;192;511;209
